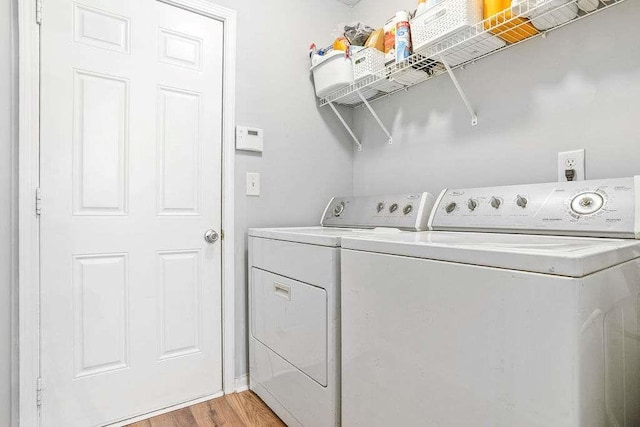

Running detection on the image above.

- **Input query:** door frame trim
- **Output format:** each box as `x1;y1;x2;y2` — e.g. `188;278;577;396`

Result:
18;1;237;424
18;0;41;425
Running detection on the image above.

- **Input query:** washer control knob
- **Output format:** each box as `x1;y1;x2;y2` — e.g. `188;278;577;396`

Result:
403;204;413;215
389;203;399;213
376;202;385;213
571;192;604;215
467;199;478;211
516;195;528;208
333;202;345;217
445;202;457;214
490;197;502;209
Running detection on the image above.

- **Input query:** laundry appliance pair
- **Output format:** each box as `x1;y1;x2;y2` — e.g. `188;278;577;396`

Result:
250;177;640;427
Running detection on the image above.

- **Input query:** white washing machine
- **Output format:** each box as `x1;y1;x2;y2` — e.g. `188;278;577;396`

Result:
341;177;640;427
248;192;436;427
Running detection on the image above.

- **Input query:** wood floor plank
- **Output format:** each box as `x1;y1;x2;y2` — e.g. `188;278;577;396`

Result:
189;397;246;427
126;391;284;427
148;407;198;427
225;392;286;427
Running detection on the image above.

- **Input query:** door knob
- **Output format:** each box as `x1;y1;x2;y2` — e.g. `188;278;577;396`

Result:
204;229;219;244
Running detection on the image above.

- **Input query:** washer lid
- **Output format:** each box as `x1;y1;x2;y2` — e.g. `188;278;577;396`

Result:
249;226;407;247
341;231;640;277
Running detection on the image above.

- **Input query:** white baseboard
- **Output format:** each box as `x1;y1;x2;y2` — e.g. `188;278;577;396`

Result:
235;374;249;392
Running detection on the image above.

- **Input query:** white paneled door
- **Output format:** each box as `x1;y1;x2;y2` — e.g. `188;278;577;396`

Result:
40;1;224;425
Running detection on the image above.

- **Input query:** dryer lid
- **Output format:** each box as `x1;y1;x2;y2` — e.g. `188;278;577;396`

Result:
341;231;640;277
249;226;407;247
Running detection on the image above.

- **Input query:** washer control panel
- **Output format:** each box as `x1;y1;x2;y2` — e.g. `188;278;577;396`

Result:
322;192;436;231
430;177;640;238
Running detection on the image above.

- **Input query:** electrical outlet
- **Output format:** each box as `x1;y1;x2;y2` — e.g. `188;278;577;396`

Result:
558;149;585;182
246;172;260;196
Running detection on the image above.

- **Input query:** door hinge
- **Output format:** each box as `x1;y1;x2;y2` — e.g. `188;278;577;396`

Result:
36;377;44;408
221;229;225;240
36;0;43;25
35;188;42;216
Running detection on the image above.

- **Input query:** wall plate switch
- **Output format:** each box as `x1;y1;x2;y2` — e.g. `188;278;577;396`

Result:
236;126;264;152
558;149;585;182
246;172;260;196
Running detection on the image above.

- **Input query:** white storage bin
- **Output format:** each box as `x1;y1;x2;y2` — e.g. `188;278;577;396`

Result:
310;50;354;98
439;27;506;66
353;48;405;94
411;0;484;55
577;0;599;12
353;48;385;82
512;0;578;30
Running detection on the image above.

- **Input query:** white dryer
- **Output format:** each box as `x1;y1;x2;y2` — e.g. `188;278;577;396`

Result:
248;192;436;427
341;177;640;427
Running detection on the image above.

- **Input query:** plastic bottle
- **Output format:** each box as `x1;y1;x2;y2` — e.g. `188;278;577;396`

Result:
309;43;317;62
395;10;411;63
416;0;427;16
425;0;441;9
483;0;538;43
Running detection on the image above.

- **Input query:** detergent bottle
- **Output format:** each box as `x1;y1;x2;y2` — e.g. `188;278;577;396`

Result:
483;0;538;43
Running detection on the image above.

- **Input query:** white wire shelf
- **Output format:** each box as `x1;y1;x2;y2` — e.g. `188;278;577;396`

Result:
320;0;627;109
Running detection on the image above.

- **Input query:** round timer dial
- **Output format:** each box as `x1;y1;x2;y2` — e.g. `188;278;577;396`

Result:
570;192;604;216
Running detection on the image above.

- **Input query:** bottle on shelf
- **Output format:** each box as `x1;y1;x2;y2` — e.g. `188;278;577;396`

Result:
416;0;427;16
483;0;538;43
395;10;411;63
383;16;396;64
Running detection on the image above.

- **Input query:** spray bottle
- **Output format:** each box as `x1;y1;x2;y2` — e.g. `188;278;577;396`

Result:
395;10;411;63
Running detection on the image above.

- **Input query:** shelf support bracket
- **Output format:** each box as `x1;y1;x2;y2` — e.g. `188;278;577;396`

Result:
328;102;362;152
440;55;478;126
357;91;393;144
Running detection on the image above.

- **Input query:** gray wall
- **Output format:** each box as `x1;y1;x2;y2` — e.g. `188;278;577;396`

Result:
206;0;354;378
350;0;640;196
0;0;16;425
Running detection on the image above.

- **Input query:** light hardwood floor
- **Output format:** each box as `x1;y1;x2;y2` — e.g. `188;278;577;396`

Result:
127;391;286;427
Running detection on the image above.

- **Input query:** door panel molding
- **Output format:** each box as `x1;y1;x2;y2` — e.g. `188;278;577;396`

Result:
18;1;237;425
